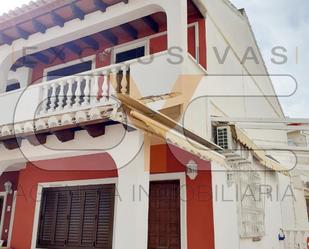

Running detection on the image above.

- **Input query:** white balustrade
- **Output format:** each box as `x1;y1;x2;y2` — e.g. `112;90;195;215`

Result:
38;63;130;116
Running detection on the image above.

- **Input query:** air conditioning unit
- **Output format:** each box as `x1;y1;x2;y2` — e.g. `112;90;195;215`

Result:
216;126;233;150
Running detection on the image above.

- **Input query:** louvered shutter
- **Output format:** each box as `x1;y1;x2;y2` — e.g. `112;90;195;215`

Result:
67;189;82;246
95;185;115;248
37;184;115;249
38;190;56;246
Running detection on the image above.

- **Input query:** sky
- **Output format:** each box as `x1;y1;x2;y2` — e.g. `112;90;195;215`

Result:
0;0;308;118
230;0;309;118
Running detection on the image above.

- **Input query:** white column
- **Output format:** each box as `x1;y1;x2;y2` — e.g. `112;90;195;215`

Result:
211;161;240;249
165;0;188;54
113;132;150;249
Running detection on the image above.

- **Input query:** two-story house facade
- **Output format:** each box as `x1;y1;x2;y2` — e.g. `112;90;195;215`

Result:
0;0;303;249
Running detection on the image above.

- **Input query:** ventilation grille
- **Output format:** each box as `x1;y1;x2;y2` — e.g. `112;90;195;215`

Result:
217;127;230;149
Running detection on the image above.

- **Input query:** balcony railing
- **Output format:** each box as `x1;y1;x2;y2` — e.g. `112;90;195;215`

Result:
39;64;129;116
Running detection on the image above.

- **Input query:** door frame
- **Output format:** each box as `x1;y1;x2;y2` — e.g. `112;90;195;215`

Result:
0;192;7;243
149;172;187;249
7;191;17;247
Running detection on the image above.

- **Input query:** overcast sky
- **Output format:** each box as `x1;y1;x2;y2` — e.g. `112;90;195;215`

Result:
230;0;308;118
0;0;307;118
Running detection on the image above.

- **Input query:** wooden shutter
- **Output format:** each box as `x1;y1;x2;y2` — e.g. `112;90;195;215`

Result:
148;181;181;249
37;184;115;249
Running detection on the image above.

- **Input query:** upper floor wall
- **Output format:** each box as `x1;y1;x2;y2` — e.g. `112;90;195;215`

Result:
0;0;208;134
0;0;205;91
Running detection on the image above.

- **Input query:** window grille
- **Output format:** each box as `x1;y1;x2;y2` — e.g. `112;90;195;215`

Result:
234;164;265;238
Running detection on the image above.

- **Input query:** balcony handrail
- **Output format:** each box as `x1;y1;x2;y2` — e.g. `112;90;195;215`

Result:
36;61;133;117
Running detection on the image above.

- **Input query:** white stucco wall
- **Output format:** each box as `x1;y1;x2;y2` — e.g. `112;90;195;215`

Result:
211;161;240;249
198;3;303;247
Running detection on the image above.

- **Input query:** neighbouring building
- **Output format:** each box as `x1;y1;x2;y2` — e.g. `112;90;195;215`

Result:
0;0;306;249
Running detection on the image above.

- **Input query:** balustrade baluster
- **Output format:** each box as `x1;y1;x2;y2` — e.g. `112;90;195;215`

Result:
91;75;99;104
110;67;119;95
100;70;109;103
57;81;65;111
120;65;128;94
73;77;82;108
83;76;90;106
41;85;49;114
66;79;74;109
49;83;58;112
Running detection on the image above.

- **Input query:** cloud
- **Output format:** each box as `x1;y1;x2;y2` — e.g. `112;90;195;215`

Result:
231;0;309;118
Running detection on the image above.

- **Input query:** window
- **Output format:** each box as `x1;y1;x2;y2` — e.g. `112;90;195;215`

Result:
46;61;92;81
6;81;20;92
37;184;115;249
115;46;145;64
234;165;265;238
148;181;181;249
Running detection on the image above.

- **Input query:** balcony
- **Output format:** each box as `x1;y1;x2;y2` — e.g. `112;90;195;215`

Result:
0;0;207;148
0;51;204;138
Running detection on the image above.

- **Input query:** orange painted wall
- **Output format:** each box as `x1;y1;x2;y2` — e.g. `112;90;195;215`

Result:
10;154;117;249
150;144;215;249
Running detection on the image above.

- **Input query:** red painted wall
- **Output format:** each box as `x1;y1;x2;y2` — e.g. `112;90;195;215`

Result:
150;144;215;249
0;171;19;246
10;154;117;249
8;144;214;249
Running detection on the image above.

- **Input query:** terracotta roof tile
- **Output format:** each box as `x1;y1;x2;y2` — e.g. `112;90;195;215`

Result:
0;0;57;22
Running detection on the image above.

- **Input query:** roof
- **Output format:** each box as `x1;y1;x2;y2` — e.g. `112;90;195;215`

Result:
0;0;55;22
0;0;124;45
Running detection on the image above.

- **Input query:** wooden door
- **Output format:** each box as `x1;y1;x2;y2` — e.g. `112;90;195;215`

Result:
148;180;181;249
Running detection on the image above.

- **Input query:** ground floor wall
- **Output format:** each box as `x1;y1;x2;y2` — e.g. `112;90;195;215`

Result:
10;156;118;249
7;143;214;249
150;144;215;249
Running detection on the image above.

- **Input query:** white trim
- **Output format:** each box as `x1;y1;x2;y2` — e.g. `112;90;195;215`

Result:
31;177;118;249
111;40;149;64
42;54;96;82
150;172;188;249
7;190;17;247
0;192;7;241
188;22;200;65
